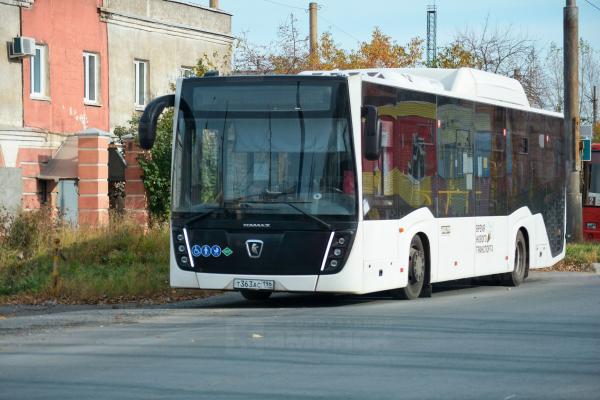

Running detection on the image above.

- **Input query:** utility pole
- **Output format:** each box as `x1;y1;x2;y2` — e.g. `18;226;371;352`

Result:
594;86;598;127
309;2;318;67
564;0;583;242
513;68;522;82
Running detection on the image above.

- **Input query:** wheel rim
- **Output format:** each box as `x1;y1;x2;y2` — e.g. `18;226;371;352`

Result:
409;247;425;285
514;241;524;275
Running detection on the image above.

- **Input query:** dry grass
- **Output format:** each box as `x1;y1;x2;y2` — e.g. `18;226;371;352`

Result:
0;209;214;304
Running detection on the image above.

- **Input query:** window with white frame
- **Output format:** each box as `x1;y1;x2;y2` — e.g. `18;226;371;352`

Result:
180;66;194;78
134;60;148;107
30;44;48;98
83;52;99;104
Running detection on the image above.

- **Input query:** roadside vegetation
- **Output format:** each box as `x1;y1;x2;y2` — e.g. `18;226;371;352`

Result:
550;242;600;272
0;208;210;304
0;206;597;304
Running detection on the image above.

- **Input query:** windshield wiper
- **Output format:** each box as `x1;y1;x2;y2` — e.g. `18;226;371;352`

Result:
238;200;332;231
182;208;220;228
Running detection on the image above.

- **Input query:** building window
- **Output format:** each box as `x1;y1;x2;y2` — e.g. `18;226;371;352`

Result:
180;66;194;78
30;44;48;98
83;52;99;104
135;60;148;107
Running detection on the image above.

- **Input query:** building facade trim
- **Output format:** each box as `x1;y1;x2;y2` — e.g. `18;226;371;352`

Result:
165;0;232;16
99;7;234;45
0;0;34;8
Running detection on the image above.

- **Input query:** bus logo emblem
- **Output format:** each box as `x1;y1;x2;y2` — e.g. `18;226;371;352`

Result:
245;240;264;258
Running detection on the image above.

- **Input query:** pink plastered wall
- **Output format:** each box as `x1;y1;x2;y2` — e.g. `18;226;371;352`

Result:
21;0;109;134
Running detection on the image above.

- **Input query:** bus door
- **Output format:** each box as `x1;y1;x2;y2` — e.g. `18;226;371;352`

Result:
473;106;510;276
361;118;400;292
435;98;476;281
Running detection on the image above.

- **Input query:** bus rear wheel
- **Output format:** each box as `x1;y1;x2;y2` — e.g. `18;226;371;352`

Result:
393;235;426;300
240;290;272;301
505;230;527;287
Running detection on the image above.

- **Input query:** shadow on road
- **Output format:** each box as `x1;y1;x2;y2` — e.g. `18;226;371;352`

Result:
173;276;512;310
1;276;518;317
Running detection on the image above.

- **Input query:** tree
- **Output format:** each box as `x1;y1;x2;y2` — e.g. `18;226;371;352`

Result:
451;17;535;75
436;42;476;69
193;50;231;76
232;14;308;74
544;39;600;123
518;46;548;109
233;15;423;74
233;32;272;74
545;42;564;112
440;18;550;108
269;13;308;74
579;40;600;124
347;28;422;69
313;31;352;70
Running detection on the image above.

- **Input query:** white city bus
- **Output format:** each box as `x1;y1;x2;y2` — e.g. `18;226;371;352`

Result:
138;68;565;300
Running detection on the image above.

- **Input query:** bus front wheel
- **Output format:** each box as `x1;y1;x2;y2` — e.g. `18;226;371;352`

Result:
393;235;426;300
240;290;272;301
505;230;527;287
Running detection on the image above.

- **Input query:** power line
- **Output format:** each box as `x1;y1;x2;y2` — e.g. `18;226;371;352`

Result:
319;14;361;43
262;0;305;11
584;0;600;12
260;1;362;45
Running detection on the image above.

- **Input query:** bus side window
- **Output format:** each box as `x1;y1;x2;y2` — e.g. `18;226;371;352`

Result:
361;83;436;220
437;96;474;217
474;103;507;216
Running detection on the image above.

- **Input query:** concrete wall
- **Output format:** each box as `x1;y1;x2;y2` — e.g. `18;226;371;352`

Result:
21;0;110;134
101;0;233;130
0;168;23;216
0;3;23;129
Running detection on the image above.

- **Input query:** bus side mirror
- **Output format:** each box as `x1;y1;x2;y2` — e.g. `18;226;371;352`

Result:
138;94;175;150
362;105;381;161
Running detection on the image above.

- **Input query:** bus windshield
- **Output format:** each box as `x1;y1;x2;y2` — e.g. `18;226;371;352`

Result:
172;78;357;221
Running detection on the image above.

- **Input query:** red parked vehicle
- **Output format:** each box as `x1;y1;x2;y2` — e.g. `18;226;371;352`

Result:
583;143;600;241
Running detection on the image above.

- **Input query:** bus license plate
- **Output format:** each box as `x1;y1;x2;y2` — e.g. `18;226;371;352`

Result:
233;279;274;291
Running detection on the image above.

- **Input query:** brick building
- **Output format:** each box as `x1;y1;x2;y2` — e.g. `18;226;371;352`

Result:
0;0;232;225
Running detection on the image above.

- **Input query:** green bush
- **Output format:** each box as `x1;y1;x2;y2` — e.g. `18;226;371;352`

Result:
113;111;173;222
137;109;174;222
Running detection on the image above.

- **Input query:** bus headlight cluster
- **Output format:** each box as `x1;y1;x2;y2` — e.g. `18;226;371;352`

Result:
173;229;191;267
323;232;353;272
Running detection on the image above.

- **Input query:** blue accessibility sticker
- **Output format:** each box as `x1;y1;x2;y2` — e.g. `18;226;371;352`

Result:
191;245;202;258
201;245;211;257
211;245;222;257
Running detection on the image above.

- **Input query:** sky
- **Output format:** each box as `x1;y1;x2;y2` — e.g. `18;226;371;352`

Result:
211;0;600;53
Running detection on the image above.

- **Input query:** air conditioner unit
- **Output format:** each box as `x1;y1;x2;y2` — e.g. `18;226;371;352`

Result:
9;36;36;58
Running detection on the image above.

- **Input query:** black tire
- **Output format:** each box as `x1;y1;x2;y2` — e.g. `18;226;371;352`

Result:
240;290;272;301
393;235;426;300
505;230;527;287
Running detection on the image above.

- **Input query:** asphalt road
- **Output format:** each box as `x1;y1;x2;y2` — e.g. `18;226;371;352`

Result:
1;271;599;400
